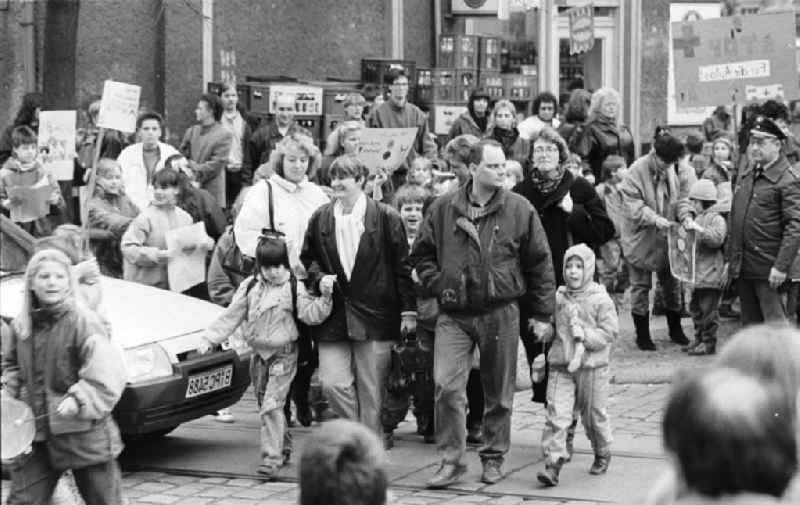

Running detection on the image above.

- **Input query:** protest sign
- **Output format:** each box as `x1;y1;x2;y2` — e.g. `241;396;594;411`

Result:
8;179;51;223
165;222;210;293
97;80;141;133
668;225;696;284
431;105;467;135
38;111;77;181
357;128;418;174
671;12;799;108
567;4;594;55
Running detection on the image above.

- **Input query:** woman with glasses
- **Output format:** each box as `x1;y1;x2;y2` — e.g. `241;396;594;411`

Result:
513;127;615;402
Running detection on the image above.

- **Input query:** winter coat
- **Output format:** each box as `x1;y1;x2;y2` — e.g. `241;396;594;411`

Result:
549;244;618;369
87;187;140;278
121;204;194;289
207;226;248;307
574;116;635;182
180;122;233;207
448;111;486;141
1;300;126;471
701;160;731;186
514;170;616;285
596;182;624;238
619;154;696;272
411;181;555;320
692;209;727;289
248;121;310;168
177;185;228;241
204;273;332;359
234;174;330;266
485;127;529;166
0;157;64;236
301;196;416;342
728;154;800;280
116;142;180;211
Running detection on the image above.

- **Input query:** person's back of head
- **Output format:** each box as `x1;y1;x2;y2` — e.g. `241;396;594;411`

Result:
685;132;704;155
299;420;387;505
653;134;685;165
663;367;797;499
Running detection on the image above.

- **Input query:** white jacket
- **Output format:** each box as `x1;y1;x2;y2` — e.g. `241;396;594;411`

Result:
234;174;329;269
117;142;180;210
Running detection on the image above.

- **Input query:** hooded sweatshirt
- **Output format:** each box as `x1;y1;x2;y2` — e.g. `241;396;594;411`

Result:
550;243;619;369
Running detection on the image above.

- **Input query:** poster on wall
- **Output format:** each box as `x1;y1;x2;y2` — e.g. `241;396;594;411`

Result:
671;12;800;109
37;111;76;181
667;2;721;125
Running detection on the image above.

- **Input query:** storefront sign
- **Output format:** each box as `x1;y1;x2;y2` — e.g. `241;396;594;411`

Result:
567;4;595;55
451;0;500;16
267;85;323;116
97;80;141;133
671;12;799;107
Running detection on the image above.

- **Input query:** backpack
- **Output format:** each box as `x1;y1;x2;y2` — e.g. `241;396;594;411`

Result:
243;273;299;320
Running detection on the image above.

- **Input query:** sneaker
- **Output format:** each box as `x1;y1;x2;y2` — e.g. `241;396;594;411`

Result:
589;453;611;475
466;425;484;446
536;461;562;487
688;342;716;356
480;459;503;484
383;431;394;450
214;409;235;423
681;340;701;352
426;462;467;489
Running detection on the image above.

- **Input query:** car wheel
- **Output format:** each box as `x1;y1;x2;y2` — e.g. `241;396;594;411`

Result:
123;425;178;444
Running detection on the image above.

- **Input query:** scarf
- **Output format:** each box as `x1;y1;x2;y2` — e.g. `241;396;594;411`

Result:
529;163;567;196
492;127;519;157
470;110;487;133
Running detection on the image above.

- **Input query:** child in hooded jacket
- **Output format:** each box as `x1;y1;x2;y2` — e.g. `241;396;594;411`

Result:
197;233;333;476
537;243;619;488
1;248;127;505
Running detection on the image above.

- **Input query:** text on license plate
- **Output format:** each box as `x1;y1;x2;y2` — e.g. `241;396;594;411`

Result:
185;365;233;399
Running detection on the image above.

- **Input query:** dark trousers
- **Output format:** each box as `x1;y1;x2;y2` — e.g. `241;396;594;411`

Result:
466;369;484;430
689;288;722;345
787;282;800;325
225;169;244;210
737;278;790;326
7;443;122;505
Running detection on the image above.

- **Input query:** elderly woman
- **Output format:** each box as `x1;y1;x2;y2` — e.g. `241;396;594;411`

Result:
484;99;529;166
574;87;635;183
514;127;615;402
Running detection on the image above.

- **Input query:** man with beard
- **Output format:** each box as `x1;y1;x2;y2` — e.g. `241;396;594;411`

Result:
447;88;490;141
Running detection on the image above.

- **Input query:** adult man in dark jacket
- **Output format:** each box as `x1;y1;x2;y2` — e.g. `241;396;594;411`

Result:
301;155;416;435
411;140;555;488
248;94;310;173
728;116;800;325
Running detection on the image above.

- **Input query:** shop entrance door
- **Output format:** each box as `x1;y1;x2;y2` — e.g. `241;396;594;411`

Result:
556;15;618;96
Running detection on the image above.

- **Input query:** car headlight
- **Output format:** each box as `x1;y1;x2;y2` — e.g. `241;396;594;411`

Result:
125;343;173;382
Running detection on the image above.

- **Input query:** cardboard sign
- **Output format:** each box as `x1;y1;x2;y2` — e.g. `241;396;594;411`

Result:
668;226;696;284
431;105;467;135
357;128;418;174
267;85;323;116
38;111;77;181
671;13;799;108
567;4;594;55
165;222;210;293
97;80;141;133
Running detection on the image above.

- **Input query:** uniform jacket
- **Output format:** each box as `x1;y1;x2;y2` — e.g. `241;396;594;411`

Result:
207;226;248;307
574;116;635;182
87;187;140;278
204;273;332;360
410;181;555;320
121;204;194;289
117;141;180;211
620;154;696;271
692;209;727;289
728;154;800;279
301;196;416;342
1;300;127;471
514;171;616;285
180;122;232;207
448;111;486;141
549;244;618;369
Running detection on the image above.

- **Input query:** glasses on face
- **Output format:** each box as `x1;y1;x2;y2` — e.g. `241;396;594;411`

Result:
391;80;409;88
533;146;559;155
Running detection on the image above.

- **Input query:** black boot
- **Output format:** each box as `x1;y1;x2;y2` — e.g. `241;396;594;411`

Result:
632;313;656;351
537;459;564;487
665;311;689;345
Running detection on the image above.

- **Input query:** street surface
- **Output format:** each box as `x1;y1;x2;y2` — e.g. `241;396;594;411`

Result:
2;309;739;505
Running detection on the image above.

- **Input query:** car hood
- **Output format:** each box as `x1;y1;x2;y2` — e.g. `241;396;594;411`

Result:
0;274;224;358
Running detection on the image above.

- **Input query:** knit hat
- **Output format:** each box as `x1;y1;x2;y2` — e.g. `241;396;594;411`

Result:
689;179;718;202
711;135;734;151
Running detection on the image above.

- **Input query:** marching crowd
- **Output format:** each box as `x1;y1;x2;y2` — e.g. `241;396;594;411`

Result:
1;67;799;505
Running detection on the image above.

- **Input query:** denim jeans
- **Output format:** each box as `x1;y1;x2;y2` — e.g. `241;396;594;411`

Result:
434;302;519;465
689;288;722;345
7;442;122;505
737;278;790;326
250;345;298;467
318;340;394;434
542;366;612;464
629;265;681;316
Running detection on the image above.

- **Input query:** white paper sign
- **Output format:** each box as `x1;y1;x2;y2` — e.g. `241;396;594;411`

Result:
97;80;141;133
38;111;76;181
432;105;467;135
267;85;323;115
165;222;210;293
357;128;418;174
745;83;785;101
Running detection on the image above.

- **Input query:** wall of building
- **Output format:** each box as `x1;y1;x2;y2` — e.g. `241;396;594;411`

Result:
639;0;671;145
0;2;29;131
404;0;435;66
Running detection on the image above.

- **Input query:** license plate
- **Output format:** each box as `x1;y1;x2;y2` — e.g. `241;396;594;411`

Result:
185;365;233;399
